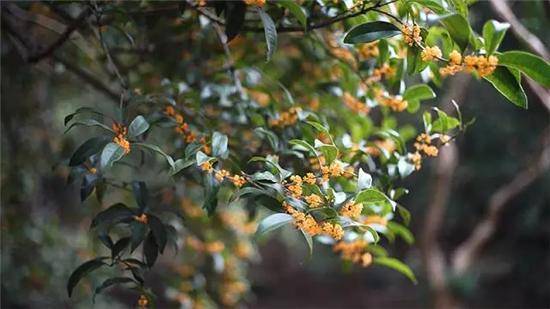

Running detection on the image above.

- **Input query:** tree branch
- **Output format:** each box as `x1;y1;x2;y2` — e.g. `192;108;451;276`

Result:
26;6;92;63
488;0;548;59
488;0;550;113
421;74;471;309
53;54;119;102
189;0;398;33
451;127;550;275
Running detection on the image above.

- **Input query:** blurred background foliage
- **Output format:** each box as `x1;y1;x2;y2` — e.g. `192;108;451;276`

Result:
2;0;549;308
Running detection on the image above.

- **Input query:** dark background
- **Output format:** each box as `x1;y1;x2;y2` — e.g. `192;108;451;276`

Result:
2;1;549;308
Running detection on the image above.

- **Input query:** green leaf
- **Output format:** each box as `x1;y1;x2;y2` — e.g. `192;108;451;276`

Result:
81;174;98;202
397;157;415;178
300;229;313;258
91;203;135;229
374;257;417;283
356;188;396;210
439;13;471;50
128;115;149;138
257;8;277;62
148;215;167;253
256;213;293;237
203;175;220;216
130;221;147;252
279;0;307;28
67;257;108;297
93;277;136;302
344;21;401;44
484;66;527;109
431;108;460;133
211;131;228;157
498;51;550;87
132;181;148;211
305;120;329;133
100;142;126;169
134;143;175;168
387;222;415;245
196;150;212;166
143;232;159;267
111;237;131;259
64;119;113;134
397;205;411;226
403;84;436;102
314;139;339;164
69;136;110;166
357;168;372;190
406;46;425;74
255;127;279;151
289;139;317;156
410;0;447;14
64;107;105;126
482;20;509;55
171;159;194;175
251;171;278;183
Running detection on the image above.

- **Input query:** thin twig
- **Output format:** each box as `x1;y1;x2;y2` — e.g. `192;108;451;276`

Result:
53;54;119;102
212;23;245;98
26;6;93;63
91;2;128;90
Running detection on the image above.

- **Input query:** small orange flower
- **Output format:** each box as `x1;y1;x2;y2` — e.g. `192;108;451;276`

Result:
133;213;148;224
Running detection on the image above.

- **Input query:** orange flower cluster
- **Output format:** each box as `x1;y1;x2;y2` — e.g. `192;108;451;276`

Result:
342;166;355;178
243;0;265;6
200;161;213;173
365;139;396;157
409;151;423;170
247;89;270;107
303;172;317;185
343;92;370;115
331;47;357;67
359;42;379;59
402;24;422;46
181;198;203;218
305;194;323;208
333;240;373;267
464;54;498;77
414;133;439;157
321;222;344;240
234;241;253;259
215;169;247;187
308;97;320;111
364;215;388;226
219;209;257;235
185;236;225;254
287;175;303;198
164;105;208;148
133;213;148;224
137;295;149;308
376;91;408;112
205;241;225;253
269;107;301;128
421;46;442;61
366;63;395;84
283;203;344;240
112;122;131;154
439;50;463;76
220;278;248;307
439;50;498;77
321;161;343;182
339;201;363;219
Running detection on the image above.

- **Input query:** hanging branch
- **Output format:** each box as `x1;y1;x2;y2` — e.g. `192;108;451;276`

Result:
451;127;550;275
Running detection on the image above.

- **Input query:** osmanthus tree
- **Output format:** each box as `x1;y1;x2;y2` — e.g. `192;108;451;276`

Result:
6;0;548;307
